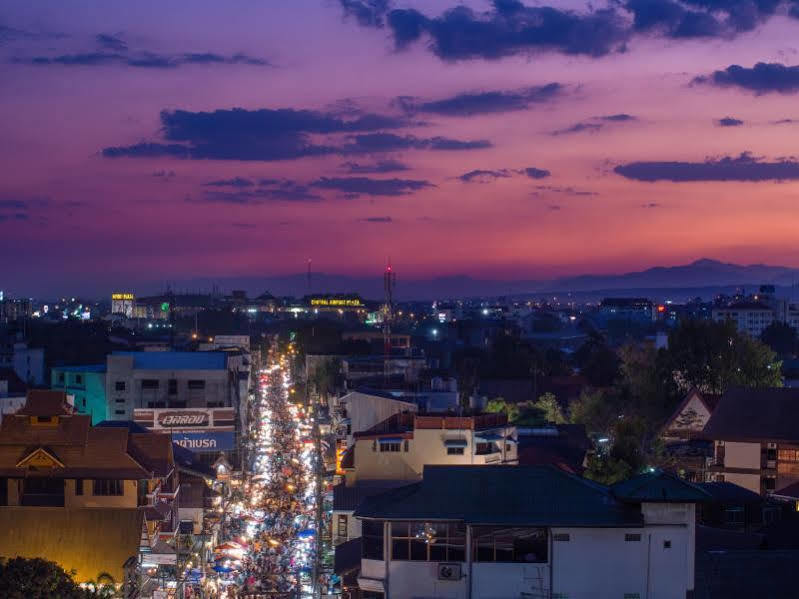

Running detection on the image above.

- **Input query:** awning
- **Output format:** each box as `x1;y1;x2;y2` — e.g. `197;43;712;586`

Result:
475;433;503;442
378;437;403;444
357;577;386;593
444;439;468;448
504;438;518;445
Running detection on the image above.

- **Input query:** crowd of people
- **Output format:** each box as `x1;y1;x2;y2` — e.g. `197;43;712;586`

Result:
215;361;318;598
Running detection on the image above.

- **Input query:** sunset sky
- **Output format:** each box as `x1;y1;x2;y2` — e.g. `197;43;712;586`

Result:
4;0;799;296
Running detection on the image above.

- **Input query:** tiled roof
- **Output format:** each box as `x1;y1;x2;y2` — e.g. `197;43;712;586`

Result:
0;405;174;479
113;351;227;370
702;387;799;442
0;507;142;582
16;391;73;417
355;465;644;527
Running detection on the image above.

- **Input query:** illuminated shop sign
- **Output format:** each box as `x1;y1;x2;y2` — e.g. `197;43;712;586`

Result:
112;293;135;301
172;431;235;451
310;298;364;307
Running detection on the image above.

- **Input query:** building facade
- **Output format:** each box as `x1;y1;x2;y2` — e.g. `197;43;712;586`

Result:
704;387;799;495
0;391;178;584
51;364;108;424
353;466;708;599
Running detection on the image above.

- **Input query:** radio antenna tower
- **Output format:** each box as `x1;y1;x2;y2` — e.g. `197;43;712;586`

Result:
307;258;312;295
383;259;396;382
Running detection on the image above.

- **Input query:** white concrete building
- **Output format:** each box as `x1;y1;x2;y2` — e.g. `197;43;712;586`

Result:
712;301;775;338
353;465;708;599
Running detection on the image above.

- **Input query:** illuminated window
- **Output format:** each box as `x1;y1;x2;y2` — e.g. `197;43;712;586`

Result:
391;521;465;562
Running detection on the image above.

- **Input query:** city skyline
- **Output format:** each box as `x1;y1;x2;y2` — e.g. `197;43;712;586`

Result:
4;0;799;294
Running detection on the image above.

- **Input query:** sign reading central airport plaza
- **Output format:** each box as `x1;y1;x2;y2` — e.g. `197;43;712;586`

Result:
134;407;236;453
309;297;364;307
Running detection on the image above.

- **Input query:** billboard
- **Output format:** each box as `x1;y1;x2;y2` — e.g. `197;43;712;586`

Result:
134;407;235;432
171;431;235;452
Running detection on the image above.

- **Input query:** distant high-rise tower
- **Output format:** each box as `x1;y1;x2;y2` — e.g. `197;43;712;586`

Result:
383;259;396;381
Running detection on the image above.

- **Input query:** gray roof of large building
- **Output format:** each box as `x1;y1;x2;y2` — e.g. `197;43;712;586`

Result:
355;465;647;527
702;387;799;443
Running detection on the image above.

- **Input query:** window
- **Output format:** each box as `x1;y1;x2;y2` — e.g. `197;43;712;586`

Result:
337;514;348;538
142;379;159;390
473;526;547;563
764;477;776;491
778;449;799;462
114;409;126;415
93;479;124;496
663;540;671;549
625;534;642;542
58;373;65;383
391;521;465;562
148;401;166;409
362;520;384;560
169;401;187;409
188;380;205;390
380;442;401;453
75;479;83;496
475;442;497;455
115;398;125;403
447;447;464;455
168;379;178;395
206;401;224;408
75;374;83;385
115;381;126;392
553;533;570;542
404;440;409;452
725;507;744;524
37;416;51;423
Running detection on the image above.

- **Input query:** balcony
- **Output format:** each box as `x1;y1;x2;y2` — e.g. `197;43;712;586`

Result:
21;493;65;507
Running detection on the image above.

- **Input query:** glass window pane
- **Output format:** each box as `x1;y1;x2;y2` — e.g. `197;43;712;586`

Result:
392;539;409;560
391;522;409;537
410;539;427;561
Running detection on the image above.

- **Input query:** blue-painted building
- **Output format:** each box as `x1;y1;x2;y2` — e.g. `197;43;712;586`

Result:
51;364;107;424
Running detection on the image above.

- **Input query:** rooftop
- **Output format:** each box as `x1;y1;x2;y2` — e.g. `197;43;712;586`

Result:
112;351;227;370
52;364;106;373
355;412;509;439
702;387;799;443
355;465;645;527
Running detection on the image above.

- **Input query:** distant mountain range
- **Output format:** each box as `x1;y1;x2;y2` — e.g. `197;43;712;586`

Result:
165;259;799;302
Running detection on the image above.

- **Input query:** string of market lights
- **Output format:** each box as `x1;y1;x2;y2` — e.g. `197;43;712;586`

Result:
211;350;319;598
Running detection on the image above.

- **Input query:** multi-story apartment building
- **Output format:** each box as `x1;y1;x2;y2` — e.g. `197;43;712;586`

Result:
0;390;178;585
704;387;799;496
333;413;517;547
353;465;707;599
107;351;250;468
712;301;775;338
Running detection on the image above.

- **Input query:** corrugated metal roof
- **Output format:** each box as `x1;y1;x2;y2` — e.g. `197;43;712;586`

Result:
113;351;227;370
612;471;711;503
0;507;142;582
355;465;644;527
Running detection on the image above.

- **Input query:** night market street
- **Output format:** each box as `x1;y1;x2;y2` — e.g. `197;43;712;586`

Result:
213;351;320;598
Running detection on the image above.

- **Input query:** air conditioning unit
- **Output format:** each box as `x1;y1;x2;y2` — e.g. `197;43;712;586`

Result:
438;563;461;581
